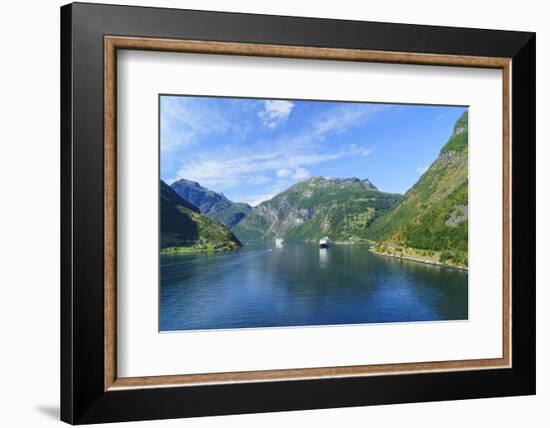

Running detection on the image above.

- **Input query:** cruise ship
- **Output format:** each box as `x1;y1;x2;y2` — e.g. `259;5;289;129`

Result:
319;236;331;248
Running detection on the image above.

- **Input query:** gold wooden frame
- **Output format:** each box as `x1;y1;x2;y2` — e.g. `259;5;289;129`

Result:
104;36;512;391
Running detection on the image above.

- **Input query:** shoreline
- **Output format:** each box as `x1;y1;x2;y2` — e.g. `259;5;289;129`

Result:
160;245;241;255
178;240;468;271
369;248;468;271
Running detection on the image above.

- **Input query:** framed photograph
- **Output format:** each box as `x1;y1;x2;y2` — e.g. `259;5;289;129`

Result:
61;2;536;424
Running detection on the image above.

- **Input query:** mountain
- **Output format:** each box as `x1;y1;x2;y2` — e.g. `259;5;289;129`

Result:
366;111;468;267
160;181;242;253
232;176;401;242
170;178;252;228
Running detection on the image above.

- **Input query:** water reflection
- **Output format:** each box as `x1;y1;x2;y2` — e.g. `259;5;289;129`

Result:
160;243;468;331
319;248;329;268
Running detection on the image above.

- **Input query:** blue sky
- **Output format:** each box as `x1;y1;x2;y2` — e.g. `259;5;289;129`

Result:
160;95;466;206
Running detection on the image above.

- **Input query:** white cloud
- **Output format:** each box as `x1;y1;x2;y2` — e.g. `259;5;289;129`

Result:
174;145;371;190
276;167;310;180
417;165;429;174
169;102;377;192
349;144;372;157
237;181;293;206
250;174;271;185
310;104;382;139
160;97;231;153
292;167;310;180
258;100;294;129
239;192;278;207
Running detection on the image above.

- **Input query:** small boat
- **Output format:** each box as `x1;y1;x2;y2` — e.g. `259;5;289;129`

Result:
275;238;284;247
319;236;331;248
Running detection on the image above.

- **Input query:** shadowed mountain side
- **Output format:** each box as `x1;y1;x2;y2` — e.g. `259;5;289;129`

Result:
171;178;252;228
160;181;241;253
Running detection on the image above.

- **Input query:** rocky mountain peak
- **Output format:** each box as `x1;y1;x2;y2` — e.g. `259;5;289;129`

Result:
453;111;468;135
233;175;399;242
173;178;202;188
170;179;251;228
361;178;377;190
440;111;468;155
300;176;377;191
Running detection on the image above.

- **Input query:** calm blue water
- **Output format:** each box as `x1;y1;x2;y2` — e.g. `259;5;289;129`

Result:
160;243;468;331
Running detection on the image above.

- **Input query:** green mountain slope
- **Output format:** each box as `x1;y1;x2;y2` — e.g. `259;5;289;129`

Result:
233;177;401;242
160;181;242;253
171;179;252;228
367;111;468;266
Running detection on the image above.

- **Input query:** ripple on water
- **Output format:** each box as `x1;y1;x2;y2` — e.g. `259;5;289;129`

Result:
160;243;468;331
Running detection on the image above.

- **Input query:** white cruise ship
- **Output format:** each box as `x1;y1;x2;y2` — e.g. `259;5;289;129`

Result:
319;236;331;248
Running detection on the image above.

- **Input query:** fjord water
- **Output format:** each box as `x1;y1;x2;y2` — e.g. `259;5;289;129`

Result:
160;243;467;331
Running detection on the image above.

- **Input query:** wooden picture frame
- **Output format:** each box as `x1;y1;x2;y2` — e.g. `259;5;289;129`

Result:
61;2;535;424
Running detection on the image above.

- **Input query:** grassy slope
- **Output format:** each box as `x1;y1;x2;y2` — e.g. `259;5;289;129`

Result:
160;181;242;253
232;212;272;242
366;111;469;267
